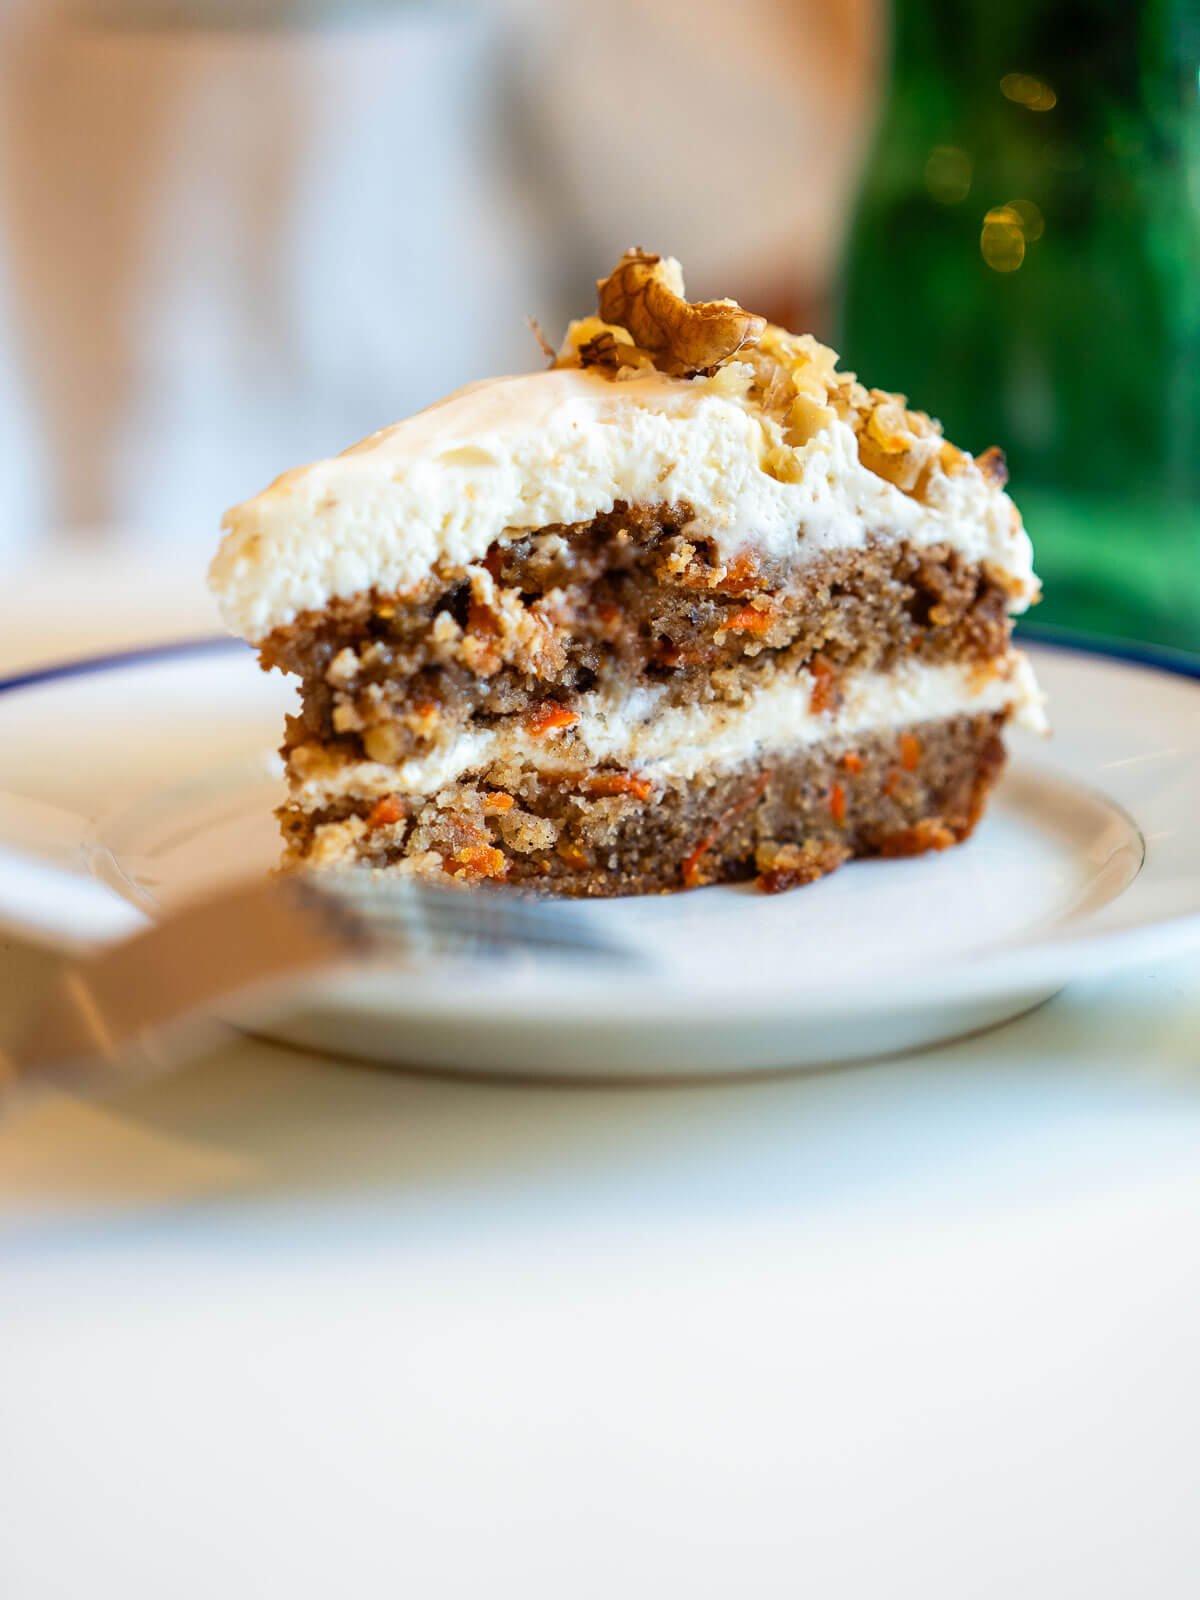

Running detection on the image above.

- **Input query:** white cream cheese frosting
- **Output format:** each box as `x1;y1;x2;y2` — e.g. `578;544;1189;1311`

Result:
210;365;1038;642
288;650;1046;805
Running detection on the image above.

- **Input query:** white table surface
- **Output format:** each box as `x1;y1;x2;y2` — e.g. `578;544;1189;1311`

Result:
3;550;1199;1599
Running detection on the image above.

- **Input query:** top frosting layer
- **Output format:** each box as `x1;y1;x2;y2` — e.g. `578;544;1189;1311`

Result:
211;363;1038;642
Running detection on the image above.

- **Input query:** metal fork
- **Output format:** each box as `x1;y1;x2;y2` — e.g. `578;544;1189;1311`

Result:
0;873;631;1111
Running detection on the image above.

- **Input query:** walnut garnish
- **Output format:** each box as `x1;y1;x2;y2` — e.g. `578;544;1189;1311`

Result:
595;249;765;377
975;445;1009;487
558;316;657;375
550;249;998;511
576;327;649;374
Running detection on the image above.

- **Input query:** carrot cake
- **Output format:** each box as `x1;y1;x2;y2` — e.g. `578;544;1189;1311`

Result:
210;250;1044;895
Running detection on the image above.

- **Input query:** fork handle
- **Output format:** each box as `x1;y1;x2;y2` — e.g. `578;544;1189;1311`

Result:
0;845;145;949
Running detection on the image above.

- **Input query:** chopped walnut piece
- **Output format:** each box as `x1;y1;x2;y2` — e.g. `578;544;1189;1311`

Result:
975;445;1009;487
331;701;364;734
363;724;405;764
558;317;658;375
875;820;958;857
497;808;557;853
595;250;765;377
308;815;366;866
755;838;852;894
325;647;359;689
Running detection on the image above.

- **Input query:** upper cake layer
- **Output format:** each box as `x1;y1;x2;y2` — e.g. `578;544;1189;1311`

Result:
210;251;1038;642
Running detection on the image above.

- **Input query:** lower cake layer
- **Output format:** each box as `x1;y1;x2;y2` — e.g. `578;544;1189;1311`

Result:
280;711;1007;896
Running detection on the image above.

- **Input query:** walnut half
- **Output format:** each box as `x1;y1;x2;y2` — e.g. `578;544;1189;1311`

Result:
596;249;765;377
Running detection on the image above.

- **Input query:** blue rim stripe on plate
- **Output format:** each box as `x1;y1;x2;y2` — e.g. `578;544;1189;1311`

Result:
0;634;241;696
1015;621;1200;682
0;624;1196;698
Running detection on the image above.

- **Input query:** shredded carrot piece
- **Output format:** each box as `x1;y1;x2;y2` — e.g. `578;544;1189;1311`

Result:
582;772;652;802
725;603;775;634
809;654;840;713
883;768;902;798
681;770;771;889
681;837;716;890
366;795;403;830
482;792;514;815
452;845;507;879
719;553;763;593
900;732;922;771
841;751;863;775
830;781;847;826
526;703;580;738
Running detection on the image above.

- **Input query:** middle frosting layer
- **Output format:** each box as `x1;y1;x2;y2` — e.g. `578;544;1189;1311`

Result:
287;651;1047;804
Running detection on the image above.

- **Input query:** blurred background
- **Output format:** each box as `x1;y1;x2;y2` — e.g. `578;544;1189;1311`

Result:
0;0;1197;650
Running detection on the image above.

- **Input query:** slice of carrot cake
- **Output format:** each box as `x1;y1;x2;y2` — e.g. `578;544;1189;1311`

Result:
210;250;1044;896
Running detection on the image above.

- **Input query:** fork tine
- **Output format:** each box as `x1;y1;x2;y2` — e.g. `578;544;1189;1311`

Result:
301;875;633;958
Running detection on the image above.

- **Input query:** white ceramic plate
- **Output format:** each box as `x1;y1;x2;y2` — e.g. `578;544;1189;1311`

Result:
2;636;1199;1075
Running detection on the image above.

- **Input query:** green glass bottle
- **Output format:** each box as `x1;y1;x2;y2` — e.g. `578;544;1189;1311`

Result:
841;0;1200;650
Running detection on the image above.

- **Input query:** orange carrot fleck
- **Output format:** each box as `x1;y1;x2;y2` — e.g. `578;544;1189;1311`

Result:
366;795;403;830
526;703;580;738
720;553;762;593
725;603;775;634
809;654;840;713
681;770;770;889
452;844;507;879
556;842;588;870
884;768;902;798
482;792;514;815
900;732;922;771
841;751;863;775
830;781;847;826
582;772;652;802
681;836;717;889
